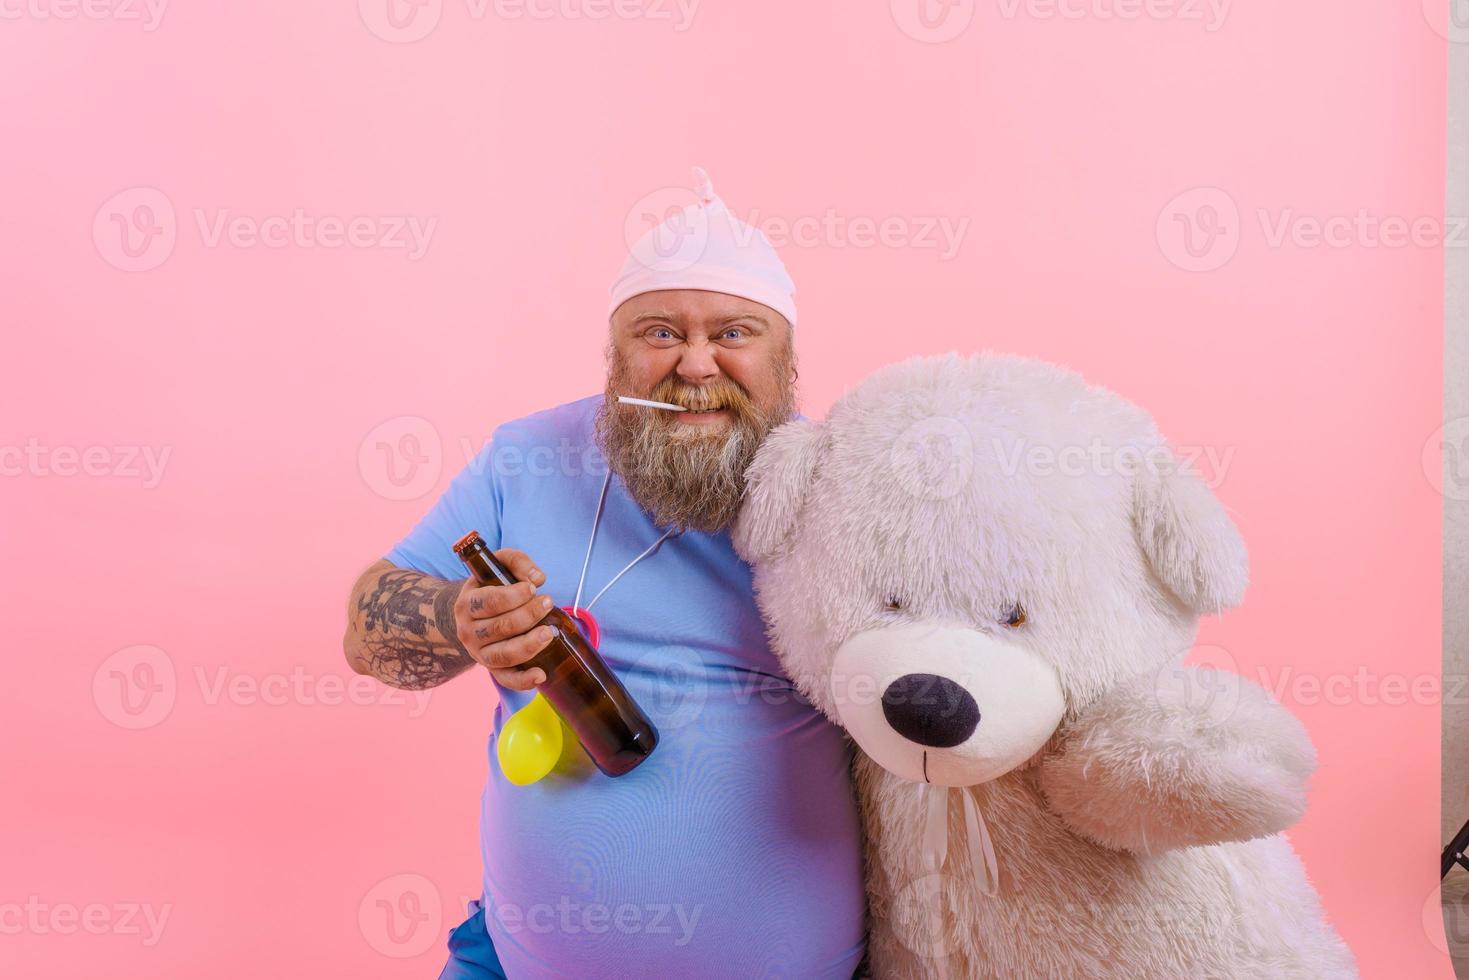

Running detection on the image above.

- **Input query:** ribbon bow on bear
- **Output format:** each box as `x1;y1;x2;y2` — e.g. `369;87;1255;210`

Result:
915;782;1001;922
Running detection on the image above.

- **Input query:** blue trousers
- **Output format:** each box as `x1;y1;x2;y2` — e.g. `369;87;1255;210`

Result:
437;900;508;980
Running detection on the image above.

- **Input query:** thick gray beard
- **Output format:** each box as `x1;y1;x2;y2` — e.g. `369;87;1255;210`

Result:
595;344;796;533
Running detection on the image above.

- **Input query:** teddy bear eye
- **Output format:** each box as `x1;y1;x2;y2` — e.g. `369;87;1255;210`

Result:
1001;602;1028;628
882;595;904;612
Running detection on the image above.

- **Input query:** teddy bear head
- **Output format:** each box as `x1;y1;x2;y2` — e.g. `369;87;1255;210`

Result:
732;353;1247;787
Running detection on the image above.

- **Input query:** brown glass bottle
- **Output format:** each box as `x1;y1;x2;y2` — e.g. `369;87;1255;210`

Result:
452;531;659;777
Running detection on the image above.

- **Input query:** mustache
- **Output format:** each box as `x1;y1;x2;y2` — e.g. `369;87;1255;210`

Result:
641;377;757;419
597;342;797;532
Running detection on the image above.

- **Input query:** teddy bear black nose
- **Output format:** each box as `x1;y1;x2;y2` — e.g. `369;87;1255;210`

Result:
880;673;980;748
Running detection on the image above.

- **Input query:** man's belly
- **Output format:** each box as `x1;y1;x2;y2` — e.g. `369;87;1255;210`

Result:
477;685;866;979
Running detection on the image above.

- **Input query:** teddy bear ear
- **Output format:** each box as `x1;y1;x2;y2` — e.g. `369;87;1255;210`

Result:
732;418;831;565
1132;454;1248;614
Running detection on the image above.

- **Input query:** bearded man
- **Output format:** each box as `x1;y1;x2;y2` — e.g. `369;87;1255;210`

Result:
342;170;866;979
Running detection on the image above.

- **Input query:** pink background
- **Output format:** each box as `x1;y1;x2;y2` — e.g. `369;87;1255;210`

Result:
0;1;1447;976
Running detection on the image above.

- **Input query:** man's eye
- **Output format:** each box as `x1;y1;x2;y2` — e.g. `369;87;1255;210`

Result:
720;327;745;340
1001;602;1028;629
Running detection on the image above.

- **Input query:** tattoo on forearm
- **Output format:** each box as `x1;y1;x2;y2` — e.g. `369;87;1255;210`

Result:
354;571;470;689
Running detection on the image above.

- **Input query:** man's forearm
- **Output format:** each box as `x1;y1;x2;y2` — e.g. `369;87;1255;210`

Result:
344;561;473;690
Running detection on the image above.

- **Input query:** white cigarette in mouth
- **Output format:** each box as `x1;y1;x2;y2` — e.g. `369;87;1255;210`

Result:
617;395;687;412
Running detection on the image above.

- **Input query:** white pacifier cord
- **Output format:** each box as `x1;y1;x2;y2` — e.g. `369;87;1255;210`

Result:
572;395;687;614
573;468;681;615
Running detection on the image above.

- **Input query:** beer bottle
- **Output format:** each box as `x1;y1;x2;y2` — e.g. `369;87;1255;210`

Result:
453;530;659;777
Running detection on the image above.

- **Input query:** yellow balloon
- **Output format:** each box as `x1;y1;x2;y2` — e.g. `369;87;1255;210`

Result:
497;693;564;786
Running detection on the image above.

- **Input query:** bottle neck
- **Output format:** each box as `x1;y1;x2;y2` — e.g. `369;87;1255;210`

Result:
457;537;516;587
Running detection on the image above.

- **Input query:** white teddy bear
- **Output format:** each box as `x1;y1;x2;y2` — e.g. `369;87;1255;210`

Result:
732;353;1356;979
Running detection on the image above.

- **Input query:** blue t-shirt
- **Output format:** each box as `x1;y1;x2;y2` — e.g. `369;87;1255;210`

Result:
385;395;865;979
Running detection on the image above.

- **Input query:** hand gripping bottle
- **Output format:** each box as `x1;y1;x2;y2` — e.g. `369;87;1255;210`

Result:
453;531;659;777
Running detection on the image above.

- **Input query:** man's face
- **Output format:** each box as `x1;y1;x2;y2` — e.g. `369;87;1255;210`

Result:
608;288;793;426
597;289;797;533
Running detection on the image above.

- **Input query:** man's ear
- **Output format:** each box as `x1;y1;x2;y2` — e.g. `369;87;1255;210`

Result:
1133;453;1248;614
732;418;830;565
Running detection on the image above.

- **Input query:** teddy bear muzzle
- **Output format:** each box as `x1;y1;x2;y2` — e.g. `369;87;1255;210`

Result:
830;621;1067;787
